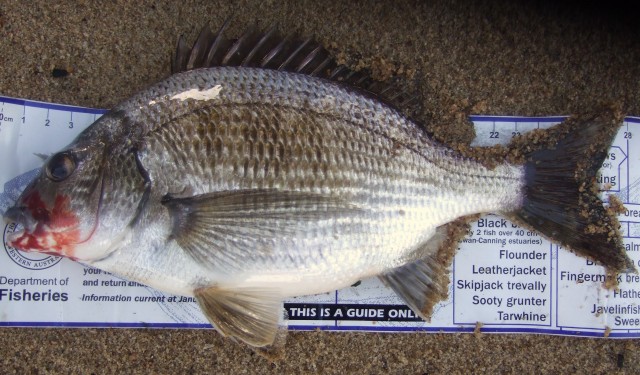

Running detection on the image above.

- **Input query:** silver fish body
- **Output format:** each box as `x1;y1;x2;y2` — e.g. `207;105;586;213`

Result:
88;67;523;297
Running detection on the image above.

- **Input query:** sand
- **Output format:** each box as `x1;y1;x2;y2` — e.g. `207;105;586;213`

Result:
1;0;640;373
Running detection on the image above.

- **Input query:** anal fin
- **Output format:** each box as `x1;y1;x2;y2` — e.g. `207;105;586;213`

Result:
380;257;449;321
195;286;283;348
379;224;459;320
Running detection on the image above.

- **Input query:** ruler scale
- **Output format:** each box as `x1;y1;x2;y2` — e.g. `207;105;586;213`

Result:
1;95;639;337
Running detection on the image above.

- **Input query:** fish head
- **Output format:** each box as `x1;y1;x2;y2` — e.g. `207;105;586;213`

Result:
3;136;112;261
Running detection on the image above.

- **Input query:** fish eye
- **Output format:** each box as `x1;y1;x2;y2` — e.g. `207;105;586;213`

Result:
45;152;76;182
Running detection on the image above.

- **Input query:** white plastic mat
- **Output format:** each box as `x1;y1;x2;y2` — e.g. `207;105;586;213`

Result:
1;95;639;337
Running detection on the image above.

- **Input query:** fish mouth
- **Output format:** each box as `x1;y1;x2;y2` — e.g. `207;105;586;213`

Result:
3;193;82;257
3;206;36;243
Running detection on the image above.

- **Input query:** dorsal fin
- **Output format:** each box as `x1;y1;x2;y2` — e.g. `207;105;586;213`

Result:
171;23;420;111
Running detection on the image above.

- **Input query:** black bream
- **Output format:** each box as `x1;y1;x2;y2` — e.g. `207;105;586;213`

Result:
3;25;634;347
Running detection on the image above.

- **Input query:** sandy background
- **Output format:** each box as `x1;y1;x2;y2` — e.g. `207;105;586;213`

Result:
1;0;640;373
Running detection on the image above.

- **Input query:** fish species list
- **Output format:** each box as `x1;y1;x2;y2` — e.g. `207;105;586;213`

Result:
454;217;552;326
557;238;640;331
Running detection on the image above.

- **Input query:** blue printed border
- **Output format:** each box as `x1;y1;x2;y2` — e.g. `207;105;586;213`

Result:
0;96;106;115
2;321;639;338
3;95;639;123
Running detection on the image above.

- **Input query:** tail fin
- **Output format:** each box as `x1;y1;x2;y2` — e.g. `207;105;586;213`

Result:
508;107;635;273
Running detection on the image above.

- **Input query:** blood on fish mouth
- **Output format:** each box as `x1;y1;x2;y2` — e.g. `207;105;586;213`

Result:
6;191;81;258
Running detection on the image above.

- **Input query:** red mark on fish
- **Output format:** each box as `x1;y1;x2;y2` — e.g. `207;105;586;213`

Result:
9;191;80;258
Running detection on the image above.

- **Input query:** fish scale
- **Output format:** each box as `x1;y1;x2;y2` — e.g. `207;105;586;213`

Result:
114;68;525;281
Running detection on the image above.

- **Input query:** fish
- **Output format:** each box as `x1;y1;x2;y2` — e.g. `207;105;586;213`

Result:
3;23;634;349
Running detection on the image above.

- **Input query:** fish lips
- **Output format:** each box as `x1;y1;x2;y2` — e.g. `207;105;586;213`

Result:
3;205;38;234
3;205;41;251
3;191;83;258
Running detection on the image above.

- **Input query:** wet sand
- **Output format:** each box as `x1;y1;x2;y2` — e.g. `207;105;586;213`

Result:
1;0;640;373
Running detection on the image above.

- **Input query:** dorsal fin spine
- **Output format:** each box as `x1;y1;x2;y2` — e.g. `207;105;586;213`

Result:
243;27;278;67
172;23;420;112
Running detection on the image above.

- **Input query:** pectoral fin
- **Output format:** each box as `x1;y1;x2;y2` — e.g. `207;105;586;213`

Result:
162;189;361;269
195;286;282;347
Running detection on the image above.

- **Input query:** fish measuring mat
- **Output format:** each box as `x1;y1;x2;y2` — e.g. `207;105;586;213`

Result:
1;95;639;337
